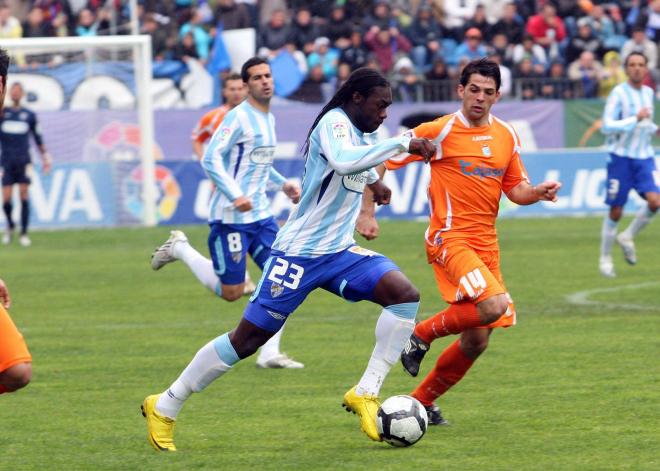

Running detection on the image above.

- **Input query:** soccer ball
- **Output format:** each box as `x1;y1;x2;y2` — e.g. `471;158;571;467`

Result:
376;395;428;447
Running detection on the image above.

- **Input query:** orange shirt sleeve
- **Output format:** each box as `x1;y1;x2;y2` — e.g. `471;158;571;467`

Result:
501;116;530;196
502;151;530;194
191;110;215;144
385;117;446;170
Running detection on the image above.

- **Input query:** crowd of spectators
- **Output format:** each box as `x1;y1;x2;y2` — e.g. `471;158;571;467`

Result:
1;0;659;102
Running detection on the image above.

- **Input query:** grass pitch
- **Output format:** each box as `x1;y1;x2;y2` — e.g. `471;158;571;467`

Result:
0;217;658;470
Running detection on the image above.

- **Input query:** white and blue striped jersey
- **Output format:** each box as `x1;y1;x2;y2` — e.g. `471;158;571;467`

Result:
272;108;411;257
601;82;657;159
202;100;287;224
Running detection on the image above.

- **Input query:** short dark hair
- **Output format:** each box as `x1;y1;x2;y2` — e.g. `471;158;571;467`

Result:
624;51;647;67
241;57;269;82
223;72;242;86
460;58;501;91
0;48;9;88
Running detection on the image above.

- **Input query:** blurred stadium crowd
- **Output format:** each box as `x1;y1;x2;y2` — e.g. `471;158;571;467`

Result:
1;0;659;102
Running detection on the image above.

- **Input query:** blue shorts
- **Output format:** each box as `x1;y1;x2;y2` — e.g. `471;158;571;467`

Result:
208;217;278;285
605;154;659;207
243;246;400;332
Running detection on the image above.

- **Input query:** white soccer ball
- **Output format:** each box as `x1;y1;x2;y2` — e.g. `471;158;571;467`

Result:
376;395;428;447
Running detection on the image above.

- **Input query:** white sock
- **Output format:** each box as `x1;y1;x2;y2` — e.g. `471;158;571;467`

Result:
600;216;618;257
356;306;416;397
173;241;222;296
156;340;232;419
257;325;284;361
621;205;655;239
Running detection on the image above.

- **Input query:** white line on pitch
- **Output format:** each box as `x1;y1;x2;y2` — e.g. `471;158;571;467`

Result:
565;281;660;311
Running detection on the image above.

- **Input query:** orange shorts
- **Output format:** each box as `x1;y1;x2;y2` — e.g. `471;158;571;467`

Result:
427;242;516;329
0;305;32;372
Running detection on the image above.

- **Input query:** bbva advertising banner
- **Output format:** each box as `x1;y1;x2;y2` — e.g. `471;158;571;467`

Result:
8;151;656;229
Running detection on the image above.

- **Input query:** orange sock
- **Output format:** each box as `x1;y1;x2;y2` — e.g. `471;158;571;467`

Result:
411;339;474;407
414;303;481;343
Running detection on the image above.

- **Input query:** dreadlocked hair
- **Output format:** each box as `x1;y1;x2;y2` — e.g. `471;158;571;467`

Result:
302;67;389;157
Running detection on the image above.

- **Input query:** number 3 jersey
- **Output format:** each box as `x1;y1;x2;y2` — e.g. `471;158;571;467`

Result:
272;108;411;257
202;100;287;224
386;110;529;253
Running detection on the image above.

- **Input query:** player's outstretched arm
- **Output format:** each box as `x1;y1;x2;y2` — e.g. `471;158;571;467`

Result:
507;180;562;205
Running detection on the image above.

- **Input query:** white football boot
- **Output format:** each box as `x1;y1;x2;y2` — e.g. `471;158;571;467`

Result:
615;233;637;265
19;234;31;247
256;353;304;369
599;255;616;278
151;230;188;270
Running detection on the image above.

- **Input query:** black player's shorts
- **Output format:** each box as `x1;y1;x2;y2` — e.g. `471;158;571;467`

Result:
1;162;31;186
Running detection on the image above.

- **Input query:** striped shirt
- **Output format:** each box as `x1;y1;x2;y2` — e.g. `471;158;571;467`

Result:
202;100;287;224
273;108;411;257
601;82;657;159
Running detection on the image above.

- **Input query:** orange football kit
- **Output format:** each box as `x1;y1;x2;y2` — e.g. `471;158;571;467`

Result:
0;304;32;389
191;104;231;146
386;110;530;408
387;110;529;327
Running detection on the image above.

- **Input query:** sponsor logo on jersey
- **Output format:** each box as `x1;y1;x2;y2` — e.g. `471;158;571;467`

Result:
472;135;493;141
331;122;349;140
459;159;504;179
342;171;369;193
270;283;284;298
250;146;275;165
1;120;29;134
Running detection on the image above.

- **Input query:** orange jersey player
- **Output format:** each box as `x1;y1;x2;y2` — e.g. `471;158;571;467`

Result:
368;59;561;425
0;48;32;395
191;73;247;159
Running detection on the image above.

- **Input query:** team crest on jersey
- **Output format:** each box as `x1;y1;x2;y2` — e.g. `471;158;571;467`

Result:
332;122;349;140
270;283;284;298
481;144;492;157
231;252;242;263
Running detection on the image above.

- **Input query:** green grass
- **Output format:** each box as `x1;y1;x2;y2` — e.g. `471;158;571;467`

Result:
0;217;658;470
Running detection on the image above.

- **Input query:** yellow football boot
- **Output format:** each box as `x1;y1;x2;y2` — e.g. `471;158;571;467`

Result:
342;386;382;441
141;394;176;451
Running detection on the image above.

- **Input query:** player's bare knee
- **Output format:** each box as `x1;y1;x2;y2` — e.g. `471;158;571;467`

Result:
477;295;508;324
373;271;420;306
3;362;31;390
396;283;420;304
609;207;623;221
222;286;244;302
